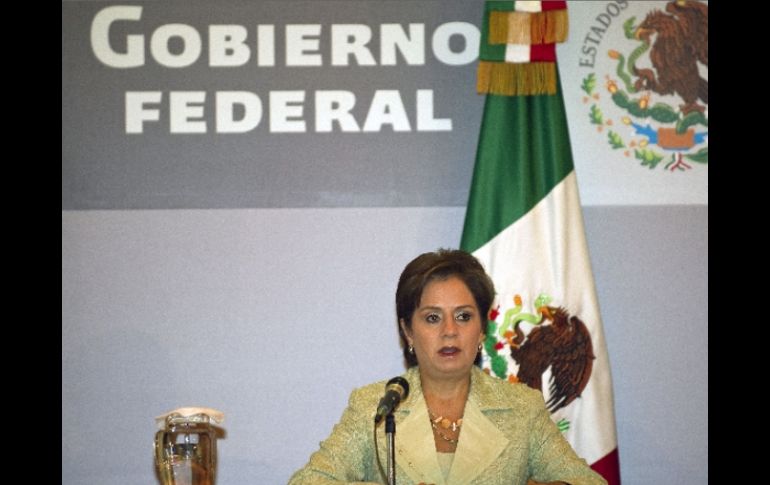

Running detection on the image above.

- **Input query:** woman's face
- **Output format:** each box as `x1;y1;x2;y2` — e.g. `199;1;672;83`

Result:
401;276;485;382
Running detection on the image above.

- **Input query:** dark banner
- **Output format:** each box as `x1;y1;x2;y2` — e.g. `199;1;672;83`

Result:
62;1;483;209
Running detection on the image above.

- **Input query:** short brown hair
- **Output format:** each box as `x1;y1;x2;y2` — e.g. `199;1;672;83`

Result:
395;249;495;367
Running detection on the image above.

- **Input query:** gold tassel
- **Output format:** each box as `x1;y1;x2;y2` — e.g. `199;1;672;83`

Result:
547;10;569;43
489;10;535;45
507;12;532;45
477;61;557;96
492;10;568;45
530;12;545;44
531;9;569;44
488;11;509;45
477;61;492;94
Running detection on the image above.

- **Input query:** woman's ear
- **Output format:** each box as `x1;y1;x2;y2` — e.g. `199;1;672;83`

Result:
399;318;412;345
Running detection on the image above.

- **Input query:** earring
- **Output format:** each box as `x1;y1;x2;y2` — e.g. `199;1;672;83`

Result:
478;343;483;351
408;345;414;354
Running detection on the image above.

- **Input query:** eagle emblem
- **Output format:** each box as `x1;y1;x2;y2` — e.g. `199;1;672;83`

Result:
580;0;708;171
633;0;708;115
483;294;595;414
509;306;595;413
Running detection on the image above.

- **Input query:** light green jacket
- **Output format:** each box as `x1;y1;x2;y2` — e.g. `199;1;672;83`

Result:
288;366;607;485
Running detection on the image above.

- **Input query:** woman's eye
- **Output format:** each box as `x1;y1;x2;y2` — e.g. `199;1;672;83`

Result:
456;312;472;322
425;313;440;323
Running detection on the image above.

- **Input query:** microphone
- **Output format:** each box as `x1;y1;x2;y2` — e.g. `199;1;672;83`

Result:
374;376;410;424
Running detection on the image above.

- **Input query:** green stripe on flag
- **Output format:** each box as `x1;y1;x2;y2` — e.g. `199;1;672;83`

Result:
460;76;574;253
480;1;516;62
486;0;516;12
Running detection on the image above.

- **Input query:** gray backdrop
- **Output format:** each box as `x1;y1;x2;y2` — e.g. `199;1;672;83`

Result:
63;1;482;209
63;2;708;484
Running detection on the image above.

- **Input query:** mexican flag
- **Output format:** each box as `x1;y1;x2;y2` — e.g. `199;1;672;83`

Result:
461;2;621;483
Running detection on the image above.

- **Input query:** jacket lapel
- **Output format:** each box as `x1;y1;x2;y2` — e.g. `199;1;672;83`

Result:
446;395;509;485
395;401;445;485
393;367;511;485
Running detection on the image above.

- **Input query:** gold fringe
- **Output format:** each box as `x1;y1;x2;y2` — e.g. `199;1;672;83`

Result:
531;10;569;44
530;12;545;43
477;61;492;94
477;61;557;96
507;13;532;44
488;11;510;45
490;9;569;45
548;10;569;43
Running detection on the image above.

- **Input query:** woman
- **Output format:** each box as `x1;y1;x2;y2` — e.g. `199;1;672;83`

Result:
289;249;606;485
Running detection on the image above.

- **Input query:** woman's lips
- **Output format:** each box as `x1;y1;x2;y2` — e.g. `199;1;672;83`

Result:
439;346;460;356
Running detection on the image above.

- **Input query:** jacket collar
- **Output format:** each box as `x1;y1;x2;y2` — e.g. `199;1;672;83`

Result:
392;367;510;485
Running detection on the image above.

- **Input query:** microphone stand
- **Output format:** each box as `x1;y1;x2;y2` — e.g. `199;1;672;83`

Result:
385;413;396;485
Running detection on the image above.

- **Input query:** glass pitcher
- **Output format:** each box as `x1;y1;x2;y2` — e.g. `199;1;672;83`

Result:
154;407;224;485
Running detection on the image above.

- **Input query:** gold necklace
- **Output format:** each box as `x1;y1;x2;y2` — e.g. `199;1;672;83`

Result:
430;420;459;444
427;409;463;432
427;408;463;444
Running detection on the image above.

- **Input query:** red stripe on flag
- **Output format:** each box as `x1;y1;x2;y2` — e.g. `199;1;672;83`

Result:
541;1;567;11
591;447;622;485
529;43;556;62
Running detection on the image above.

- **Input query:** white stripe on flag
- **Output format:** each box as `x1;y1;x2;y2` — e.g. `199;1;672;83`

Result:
515;1;542;13
504;44;531;63
472;171;618;465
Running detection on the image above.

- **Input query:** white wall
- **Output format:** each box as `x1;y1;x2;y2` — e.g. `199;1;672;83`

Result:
583;205;708;484
62;205;707;484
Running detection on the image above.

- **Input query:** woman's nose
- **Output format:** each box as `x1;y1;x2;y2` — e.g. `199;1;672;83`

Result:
442;319;459;337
